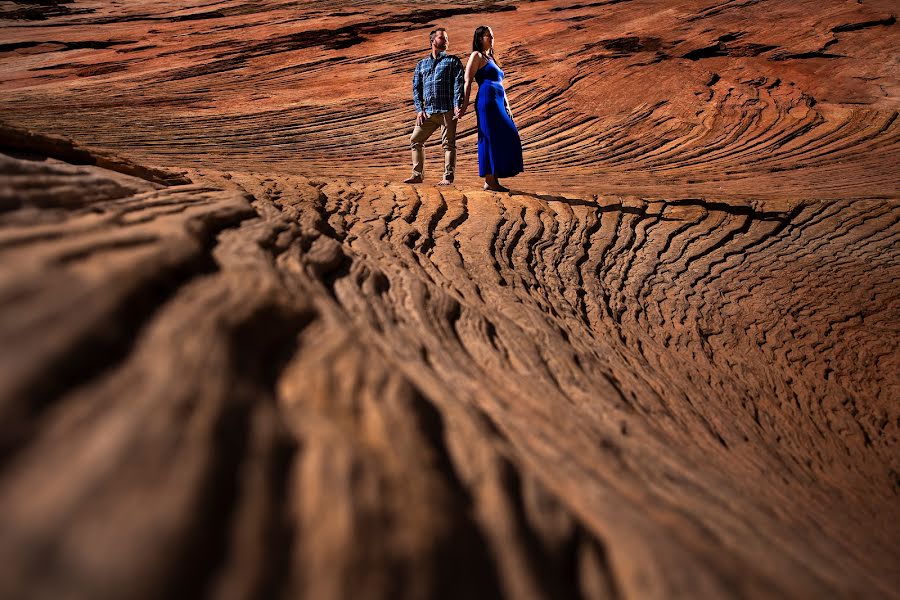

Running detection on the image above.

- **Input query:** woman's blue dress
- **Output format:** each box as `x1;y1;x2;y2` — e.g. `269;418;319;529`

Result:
475;60;524;178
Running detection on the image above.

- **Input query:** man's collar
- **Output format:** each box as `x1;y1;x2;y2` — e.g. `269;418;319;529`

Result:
429;51;447;60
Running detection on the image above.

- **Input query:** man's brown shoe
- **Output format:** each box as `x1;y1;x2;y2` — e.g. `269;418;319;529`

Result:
403;176;423;184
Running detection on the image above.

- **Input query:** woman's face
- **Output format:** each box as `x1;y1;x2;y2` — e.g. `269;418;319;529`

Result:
481;28;494;52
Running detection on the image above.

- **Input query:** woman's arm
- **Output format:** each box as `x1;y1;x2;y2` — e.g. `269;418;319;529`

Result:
459;51;484;117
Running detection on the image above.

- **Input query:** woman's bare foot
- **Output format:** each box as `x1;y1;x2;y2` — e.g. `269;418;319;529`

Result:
483;177;509;192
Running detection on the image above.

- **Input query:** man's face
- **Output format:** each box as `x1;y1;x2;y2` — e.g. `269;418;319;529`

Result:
432;30;448;52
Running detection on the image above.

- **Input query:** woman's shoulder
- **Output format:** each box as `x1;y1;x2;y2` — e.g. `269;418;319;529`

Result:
468;51;487;66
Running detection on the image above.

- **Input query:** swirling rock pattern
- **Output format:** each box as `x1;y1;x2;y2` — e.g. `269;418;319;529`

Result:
0;1;898;599
1;0;898;197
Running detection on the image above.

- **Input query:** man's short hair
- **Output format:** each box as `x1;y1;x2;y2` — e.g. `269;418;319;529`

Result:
429;28;446;44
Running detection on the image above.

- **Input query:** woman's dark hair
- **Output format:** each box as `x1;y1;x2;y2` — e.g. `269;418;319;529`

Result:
472;26;500;67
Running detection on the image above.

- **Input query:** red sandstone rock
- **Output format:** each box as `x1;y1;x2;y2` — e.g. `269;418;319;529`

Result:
0;1;898;599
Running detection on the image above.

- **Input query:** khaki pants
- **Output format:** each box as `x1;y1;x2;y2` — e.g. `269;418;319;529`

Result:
410;111;457;181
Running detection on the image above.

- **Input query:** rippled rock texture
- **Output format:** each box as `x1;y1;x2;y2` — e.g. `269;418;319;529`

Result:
1;1;899;599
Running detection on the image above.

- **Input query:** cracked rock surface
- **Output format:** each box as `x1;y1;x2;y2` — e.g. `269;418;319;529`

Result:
1;1;898;599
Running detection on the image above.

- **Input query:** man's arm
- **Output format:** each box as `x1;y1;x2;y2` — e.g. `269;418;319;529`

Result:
412;62;424;114
453;57;464;110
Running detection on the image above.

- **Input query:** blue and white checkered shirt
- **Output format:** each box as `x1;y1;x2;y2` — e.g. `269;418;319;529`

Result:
412;52;464;115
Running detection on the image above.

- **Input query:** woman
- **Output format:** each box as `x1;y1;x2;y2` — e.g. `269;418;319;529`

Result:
460;26;524;191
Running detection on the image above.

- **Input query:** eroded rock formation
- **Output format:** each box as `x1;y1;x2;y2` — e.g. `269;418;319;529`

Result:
1;1;898;599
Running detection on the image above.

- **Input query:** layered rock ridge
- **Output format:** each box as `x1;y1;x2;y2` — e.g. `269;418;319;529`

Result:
1;0;899;598
0;134;898;598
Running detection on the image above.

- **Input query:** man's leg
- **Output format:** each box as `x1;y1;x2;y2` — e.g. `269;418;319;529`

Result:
439;112;458;185
407;114;440;182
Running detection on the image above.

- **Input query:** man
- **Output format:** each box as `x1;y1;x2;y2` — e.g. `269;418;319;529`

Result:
404;28;465;186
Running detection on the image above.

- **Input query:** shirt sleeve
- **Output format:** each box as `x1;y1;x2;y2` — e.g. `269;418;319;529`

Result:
453;58;464;108
412;62;424;114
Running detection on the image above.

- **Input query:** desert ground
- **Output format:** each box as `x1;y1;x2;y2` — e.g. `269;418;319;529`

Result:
1;1;898;599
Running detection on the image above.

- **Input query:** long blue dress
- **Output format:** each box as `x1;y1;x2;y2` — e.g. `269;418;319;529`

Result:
475;60;524;178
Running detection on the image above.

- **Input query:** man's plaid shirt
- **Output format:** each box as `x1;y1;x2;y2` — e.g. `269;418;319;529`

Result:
412;52;464;115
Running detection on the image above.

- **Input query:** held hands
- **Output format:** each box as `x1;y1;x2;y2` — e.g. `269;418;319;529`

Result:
455;102;468;120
